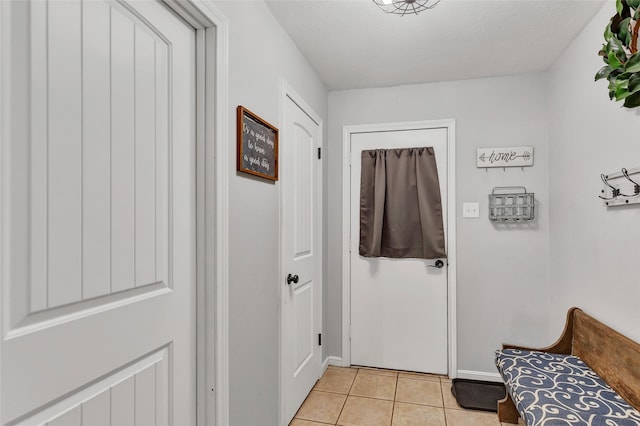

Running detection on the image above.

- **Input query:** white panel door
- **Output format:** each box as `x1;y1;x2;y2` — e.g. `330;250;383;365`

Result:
1;0;196;424
350;128;449;374
282;94;322;424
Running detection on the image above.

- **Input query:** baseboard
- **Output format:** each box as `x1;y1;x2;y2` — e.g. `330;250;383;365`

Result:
456;369;502;383
323;357;496;381
322;356;344;372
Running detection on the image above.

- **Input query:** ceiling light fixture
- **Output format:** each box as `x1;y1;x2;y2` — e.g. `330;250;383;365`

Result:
373;0;441;16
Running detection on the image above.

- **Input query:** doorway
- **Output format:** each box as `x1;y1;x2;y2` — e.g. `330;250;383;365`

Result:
341;120;457;377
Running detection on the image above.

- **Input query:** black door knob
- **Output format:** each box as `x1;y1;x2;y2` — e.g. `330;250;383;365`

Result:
287;274;299;285
428;260;445;269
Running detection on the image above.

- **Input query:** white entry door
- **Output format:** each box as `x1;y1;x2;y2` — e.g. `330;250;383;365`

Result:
281;90;323;424
1;0;196;424
350;127;449;374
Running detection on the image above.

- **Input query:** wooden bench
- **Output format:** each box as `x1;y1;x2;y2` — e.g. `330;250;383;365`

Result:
497;307;640;424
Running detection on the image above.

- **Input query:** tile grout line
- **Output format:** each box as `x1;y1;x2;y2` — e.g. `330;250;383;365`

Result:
440;377;448;426
391;372;399;426
334;367;359;425
338;394;396;403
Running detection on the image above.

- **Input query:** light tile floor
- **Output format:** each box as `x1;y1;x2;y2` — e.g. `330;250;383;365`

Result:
290;366;525;426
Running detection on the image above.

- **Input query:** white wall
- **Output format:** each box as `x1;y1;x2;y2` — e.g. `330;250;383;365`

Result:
547;2;640;341
212;2;328;424
327;75;551;376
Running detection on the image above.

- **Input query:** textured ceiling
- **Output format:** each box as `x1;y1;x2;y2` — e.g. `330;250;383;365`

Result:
266;0;606;90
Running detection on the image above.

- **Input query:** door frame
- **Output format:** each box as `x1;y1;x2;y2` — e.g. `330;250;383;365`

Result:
163;2;230;424
279;79;324;426
0;0;230;424
341;119;457;378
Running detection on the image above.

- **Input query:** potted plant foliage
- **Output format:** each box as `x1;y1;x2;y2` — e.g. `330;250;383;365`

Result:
596;0;640;108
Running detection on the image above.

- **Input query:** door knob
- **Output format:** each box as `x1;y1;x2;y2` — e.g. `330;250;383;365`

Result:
428;260;444;269
287;274;299;285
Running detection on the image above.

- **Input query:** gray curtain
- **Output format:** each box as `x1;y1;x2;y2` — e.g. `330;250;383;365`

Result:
359;147;446;259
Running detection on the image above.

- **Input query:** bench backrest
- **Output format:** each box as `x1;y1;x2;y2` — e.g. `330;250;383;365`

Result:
572;309;640;410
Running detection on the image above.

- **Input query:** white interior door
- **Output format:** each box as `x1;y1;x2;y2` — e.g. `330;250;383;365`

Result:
282;92;322;424
350;127;448;375
1;0;196;424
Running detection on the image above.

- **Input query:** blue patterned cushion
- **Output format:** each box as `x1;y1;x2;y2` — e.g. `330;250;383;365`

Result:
496;349;640;426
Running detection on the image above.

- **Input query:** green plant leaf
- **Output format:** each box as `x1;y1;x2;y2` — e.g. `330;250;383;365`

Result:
608;36;628;63
595;65;614;80
609;51;624;68
625;52;640;72
608;70;625;91
608;73;628;94
619;17;631;44
616;76;629;88
628;0;640;8
623;90;640;107
615;86;632;100
609;34;625;52
605;22;614;40
617;0;623;16
611;68;625;78
614;81;632;100
628;73;640;92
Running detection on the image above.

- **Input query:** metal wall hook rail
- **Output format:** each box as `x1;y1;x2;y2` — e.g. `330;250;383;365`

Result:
600;166;640;207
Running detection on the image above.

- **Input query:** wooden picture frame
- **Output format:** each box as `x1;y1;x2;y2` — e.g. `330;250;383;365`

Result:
237;106;279;181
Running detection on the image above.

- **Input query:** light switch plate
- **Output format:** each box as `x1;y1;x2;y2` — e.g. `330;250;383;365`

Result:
463;202;480;218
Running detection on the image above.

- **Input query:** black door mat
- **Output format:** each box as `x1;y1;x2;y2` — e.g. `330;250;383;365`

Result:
451;379;506;412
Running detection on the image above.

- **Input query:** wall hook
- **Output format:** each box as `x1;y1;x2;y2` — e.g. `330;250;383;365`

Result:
599;174;620;200
620;168;640;196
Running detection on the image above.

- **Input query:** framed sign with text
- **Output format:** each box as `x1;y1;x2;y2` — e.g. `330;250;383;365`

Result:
237;106;279;181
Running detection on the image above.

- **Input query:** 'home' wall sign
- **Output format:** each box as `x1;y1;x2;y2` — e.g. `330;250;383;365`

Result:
476;146;534;168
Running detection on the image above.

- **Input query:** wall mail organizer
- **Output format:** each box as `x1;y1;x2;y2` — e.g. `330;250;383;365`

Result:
477;146;534;169
599;167;640;207
488;186;535;222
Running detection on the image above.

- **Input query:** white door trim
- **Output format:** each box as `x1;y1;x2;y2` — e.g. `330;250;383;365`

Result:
341;120;457;378
279;79;324;426
0;2;6;423
164;2;231;424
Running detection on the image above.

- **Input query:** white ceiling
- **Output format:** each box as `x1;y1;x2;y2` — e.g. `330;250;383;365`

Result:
265;0;606;90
